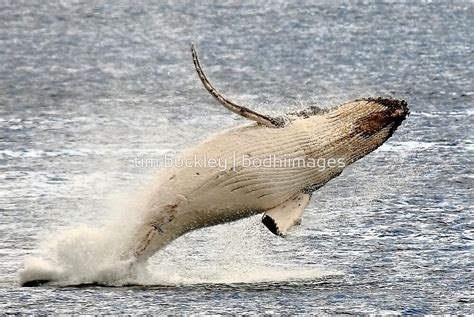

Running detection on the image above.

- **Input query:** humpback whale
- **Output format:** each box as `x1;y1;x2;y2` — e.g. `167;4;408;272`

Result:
20;45;409;286
120;45;409;262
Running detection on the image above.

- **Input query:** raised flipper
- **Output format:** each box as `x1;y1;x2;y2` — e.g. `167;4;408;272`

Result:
191;44;285;128
262;192;311;237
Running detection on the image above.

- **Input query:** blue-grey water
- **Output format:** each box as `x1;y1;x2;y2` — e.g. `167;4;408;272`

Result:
1;1;473;314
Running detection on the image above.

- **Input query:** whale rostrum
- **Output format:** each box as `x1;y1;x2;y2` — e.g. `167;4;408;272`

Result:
119;45;409;263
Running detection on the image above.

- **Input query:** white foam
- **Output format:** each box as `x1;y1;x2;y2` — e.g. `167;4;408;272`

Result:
18;257;64;285
18;199;339;287
18;191;149;286
379;140;434;152
18;225;140;286
146;264;341;286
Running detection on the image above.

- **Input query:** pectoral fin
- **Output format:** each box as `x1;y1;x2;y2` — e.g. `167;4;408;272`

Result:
191;44;285;128
262;192;311;237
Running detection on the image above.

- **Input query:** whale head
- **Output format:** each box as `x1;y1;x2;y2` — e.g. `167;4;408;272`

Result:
327;97;409;164
353;97;408;135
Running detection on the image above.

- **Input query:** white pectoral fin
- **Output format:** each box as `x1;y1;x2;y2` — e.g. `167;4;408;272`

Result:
262;192;311;237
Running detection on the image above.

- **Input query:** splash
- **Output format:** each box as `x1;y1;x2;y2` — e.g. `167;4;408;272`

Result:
18;191;150;287
18;203;340;287
18;225;147;287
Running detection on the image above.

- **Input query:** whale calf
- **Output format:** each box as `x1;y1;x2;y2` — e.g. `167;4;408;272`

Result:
20;45;409;286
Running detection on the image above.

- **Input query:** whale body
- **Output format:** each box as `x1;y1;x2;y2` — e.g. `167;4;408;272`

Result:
121;45;409;263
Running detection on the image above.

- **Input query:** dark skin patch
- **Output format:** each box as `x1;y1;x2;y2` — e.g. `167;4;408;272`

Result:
164;204;178;220
357;97;408;110
354;98;409;138
262;215;282;236
355;111;391;137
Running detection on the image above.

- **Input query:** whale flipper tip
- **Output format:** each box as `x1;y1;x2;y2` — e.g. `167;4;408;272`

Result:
262;214;284;237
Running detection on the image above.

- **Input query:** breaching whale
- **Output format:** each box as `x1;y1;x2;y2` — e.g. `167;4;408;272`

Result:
20;45;409;286
120;45;409;262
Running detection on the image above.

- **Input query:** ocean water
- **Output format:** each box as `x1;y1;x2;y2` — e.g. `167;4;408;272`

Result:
0;1;473;314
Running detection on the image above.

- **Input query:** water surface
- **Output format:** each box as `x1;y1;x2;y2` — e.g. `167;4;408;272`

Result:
0;1;473;314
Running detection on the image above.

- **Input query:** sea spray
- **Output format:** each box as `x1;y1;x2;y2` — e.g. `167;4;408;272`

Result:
18;191;151;286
